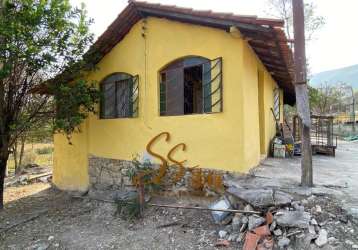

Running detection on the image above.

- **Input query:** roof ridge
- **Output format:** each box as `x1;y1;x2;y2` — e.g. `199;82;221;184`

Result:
130;0;284;27
47;1;295;105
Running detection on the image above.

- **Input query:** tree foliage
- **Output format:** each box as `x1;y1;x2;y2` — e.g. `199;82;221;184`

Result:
266;0;325;41
309;83;344;114
52;80;100;139
0;0;100;208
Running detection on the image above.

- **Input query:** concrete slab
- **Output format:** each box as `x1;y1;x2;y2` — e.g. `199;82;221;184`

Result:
248;140;358;218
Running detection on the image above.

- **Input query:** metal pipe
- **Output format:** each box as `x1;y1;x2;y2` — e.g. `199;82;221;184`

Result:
72;195;262;215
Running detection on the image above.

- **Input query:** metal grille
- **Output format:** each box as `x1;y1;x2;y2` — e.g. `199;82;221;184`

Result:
203;57;223;113
293;115;337;147
131;75;139;117
159;57;222;116
101;74;139;119
273;88;280;121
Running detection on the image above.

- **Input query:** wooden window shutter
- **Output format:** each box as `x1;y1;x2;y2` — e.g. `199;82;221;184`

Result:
165;68;184;116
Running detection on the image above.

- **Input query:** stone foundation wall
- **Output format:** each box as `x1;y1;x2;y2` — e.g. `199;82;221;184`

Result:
88;155;135;192
88;155;232;198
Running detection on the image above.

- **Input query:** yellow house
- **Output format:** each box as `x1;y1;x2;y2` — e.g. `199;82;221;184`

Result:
53;1;295;192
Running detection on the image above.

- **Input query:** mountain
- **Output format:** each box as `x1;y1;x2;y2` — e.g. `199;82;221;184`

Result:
310;64;358;89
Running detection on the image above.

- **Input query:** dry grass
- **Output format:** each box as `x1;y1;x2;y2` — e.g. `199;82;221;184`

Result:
7;143;53;173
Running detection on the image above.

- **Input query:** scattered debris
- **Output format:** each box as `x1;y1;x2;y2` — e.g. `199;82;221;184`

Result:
253;225;270;236
273;229;282;236
277;237;290;248
257;236;273;250
5;170;52;187
156;221;181;229
315;205;323;213
243;232;260;250
29;242;50;250
315;229;328;247
248;215;266;230
217;230;227;239
210;198;232;223
311;218;318;225
345;239;354;245
266;212;273;225
2;179;358;250
226;187;292;208
274;210;311;228
232;214;242;231
215;239;230;247
228;233;239;242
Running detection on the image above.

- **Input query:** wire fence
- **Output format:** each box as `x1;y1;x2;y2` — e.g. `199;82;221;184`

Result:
333;113;358;140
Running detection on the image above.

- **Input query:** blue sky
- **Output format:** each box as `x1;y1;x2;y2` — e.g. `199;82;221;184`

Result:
70;0;358;74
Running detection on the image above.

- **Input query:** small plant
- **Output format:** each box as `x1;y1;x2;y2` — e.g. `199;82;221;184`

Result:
35;146;53;155
114;156;163;220
114;195;144;220
126;156;162;192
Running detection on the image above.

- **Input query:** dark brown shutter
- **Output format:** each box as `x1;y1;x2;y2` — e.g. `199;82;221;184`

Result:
165;68;184;115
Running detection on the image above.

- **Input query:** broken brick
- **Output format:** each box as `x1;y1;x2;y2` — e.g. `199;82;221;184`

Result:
243;232;260;250
253;225;271;237
266;212;273;225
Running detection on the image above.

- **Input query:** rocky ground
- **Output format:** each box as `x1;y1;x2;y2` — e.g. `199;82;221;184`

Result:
251;140;358;218
1;141;358;249
1;180;358;250
1;184;232;250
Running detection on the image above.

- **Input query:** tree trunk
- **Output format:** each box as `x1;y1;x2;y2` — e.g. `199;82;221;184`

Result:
19;137;25;169
15;137;25;175
0;154;9;209
13;142;18;173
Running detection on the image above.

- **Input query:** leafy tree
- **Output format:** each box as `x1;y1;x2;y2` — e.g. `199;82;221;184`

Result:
0;0;100;209
309;83;344;114
266;0;325;41
268;0;326;120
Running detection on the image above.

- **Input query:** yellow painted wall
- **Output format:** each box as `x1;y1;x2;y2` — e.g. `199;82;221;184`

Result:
261;70;282;155
240;42;282;166
257;69;266;155
53;17;284;191
241;43;261;168
53;122;89;191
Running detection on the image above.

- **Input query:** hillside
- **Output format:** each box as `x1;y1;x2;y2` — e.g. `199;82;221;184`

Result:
310;64;358;89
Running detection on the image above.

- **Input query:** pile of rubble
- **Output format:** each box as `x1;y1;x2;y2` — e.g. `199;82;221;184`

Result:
5;165;52;187
210;186;357;249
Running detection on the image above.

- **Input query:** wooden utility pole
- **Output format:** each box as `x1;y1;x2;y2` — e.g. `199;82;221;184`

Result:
292;0;313;187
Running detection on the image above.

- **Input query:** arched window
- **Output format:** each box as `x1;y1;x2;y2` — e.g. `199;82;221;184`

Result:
159;56;222;116
100;73;139;119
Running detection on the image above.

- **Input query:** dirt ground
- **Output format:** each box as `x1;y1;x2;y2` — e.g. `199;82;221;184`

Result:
1;140;358;249
1;184;236;250
1;182;358;250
